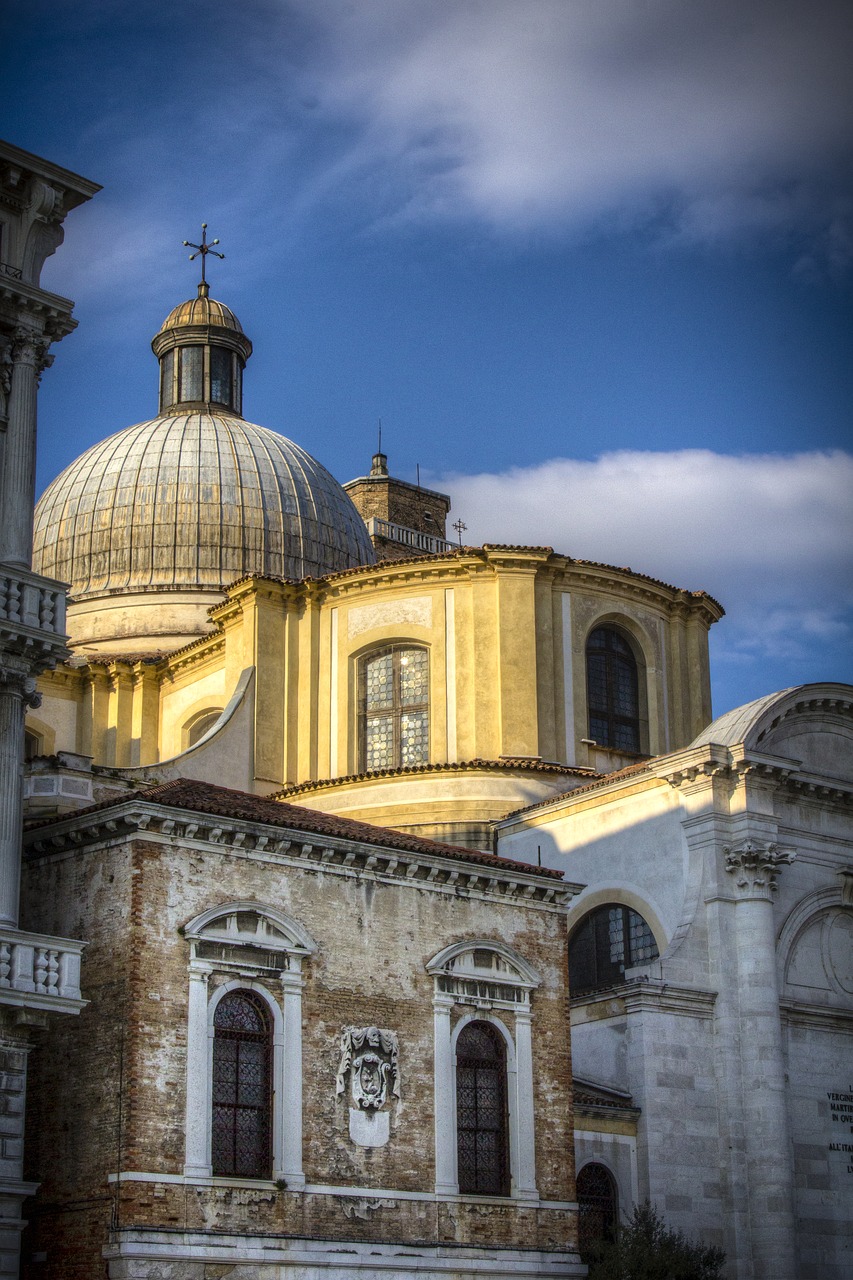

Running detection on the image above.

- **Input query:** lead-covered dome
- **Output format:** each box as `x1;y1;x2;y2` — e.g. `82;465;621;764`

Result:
32;285;375;653
34;413;375;597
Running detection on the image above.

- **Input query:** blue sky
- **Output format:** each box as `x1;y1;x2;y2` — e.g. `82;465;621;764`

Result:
4;0;852;717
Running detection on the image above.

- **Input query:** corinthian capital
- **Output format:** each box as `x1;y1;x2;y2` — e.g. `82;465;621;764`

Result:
724;842;795;897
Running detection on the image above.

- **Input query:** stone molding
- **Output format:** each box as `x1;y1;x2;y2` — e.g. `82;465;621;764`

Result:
25;804;575;909
101;1224;585;1273
779;999;853;1034
724;841;795;897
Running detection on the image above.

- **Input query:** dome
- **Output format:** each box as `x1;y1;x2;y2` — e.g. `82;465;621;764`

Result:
32;278;376;653
158;292;244;335
34;412;375;596
33;414;376;652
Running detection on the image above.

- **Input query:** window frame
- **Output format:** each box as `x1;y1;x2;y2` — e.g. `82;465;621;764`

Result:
568;902;660;996
427;941;540;1201
183;902;316;1187
211;987;275;1179
577;1160;619;1261
455;1019;511;1197
585;625;642;754
357;643;430;772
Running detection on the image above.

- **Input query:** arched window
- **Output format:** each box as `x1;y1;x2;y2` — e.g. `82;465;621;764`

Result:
456;1020;510;1196
212;990;273;1179
586;626;640;752
358;645;429;771
569;904;659;995
184;708;222;749
577;1162;618;1260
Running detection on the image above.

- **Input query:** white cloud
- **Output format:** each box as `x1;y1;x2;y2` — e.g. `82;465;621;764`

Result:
432;448;853;666
275;0;853;251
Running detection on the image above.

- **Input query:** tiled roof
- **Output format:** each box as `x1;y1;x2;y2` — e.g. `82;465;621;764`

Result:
499;759;655;821
573;1078;639;1112
27;778;563;880
277;757;599;797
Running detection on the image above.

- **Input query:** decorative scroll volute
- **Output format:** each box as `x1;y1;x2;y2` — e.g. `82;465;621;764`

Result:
724;842;795;897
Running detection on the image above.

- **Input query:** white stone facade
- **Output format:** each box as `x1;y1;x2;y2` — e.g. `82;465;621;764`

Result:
496;683;853;1280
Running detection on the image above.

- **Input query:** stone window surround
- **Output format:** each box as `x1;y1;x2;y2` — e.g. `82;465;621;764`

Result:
427;940;540;1202
182;902;316;1189
581;613;653;756
356;641;430;773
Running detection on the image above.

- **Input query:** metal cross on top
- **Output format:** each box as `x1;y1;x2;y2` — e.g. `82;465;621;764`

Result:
453;518;467;546
182;223;224;286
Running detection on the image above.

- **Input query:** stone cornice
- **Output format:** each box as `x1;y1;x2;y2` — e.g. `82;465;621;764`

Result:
621;977;717;1018
0;277;77;342
572;977;717;1019
25;802;581;911
206;548;724;619
779;1000;853;1034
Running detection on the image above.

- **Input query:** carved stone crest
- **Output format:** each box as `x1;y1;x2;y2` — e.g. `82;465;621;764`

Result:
336;1026;399;1148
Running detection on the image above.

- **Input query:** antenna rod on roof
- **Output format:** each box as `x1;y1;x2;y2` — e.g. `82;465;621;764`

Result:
378;418;382;454
416;463;420;488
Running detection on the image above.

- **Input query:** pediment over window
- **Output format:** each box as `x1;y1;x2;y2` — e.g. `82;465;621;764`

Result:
183;901;316;972
427;940;540;1007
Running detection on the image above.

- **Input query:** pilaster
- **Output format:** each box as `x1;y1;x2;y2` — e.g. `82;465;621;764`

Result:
0;330;48;569
723;840;798;1280
0;663;40;927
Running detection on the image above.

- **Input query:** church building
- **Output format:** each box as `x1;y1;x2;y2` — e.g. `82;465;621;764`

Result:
2;144;850;1280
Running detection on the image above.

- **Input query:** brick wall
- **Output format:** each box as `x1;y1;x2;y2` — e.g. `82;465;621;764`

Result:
21;825;577;1274
345;476;451;539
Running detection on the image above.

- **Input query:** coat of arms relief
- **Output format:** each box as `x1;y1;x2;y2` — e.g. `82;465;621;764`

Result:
336;1026;400;1147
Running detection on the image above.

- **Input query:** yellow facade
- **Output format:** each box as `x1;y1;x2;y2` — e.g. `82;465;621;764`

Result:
32;545;721;846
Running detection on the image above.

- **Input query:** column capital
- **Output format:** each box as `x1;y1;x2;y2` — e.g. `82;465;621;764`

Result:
0;658;41;709
10;327;48;368
724;841;795;898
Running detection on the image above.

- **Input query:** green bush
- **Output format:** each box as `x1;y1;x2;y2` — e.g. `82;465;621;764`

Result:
586;1201;726;1280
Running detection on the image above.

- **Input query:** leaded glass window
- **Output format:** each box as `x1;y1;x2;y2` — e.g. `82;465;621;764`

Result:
456;1021;510;1196
179;345;203;403
586;626;641;752
577;1162;618;1260
210;346;232;407
359;646;429;771
211;990;272;1179
160;348;176;410
568;904;659;996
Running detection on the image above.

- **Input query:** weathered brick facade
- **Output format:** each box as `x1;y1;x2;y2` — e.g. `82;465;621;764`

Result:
20;782;582;1278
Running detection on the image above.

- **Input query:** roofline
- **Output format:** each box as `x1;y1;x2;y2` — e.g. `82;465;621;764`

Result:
0;139;102;203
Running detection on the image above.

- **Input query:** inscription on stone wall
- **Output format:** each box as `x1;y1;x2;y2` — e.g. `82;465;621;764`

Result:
827;1087;853;1175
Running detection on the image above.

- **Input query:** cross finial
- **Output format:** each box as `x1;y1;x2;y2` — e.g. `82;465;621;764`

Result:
453;518;467;546
182;222;224;291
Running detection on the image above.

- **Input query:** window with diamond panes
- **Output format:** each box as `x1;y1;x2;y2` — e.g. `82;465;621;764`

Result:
211;990;272;1179
209;345;233;407
360;646;429;771
577;1162;618;1261
586;626;641;753
456;1021;510;1196
179;345;203;403
568;904;659;996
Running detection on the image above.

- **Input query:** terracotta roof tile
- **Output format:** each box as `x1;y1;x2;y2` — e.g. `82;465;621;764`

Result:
499;759;655;820
27;778;563;880
276;758;598;797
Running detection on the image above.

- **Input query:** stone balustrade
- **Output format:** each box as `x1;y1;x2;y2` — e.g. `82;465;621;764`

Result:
367;517;454;555
0;927;85;1013
0;564;66;635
